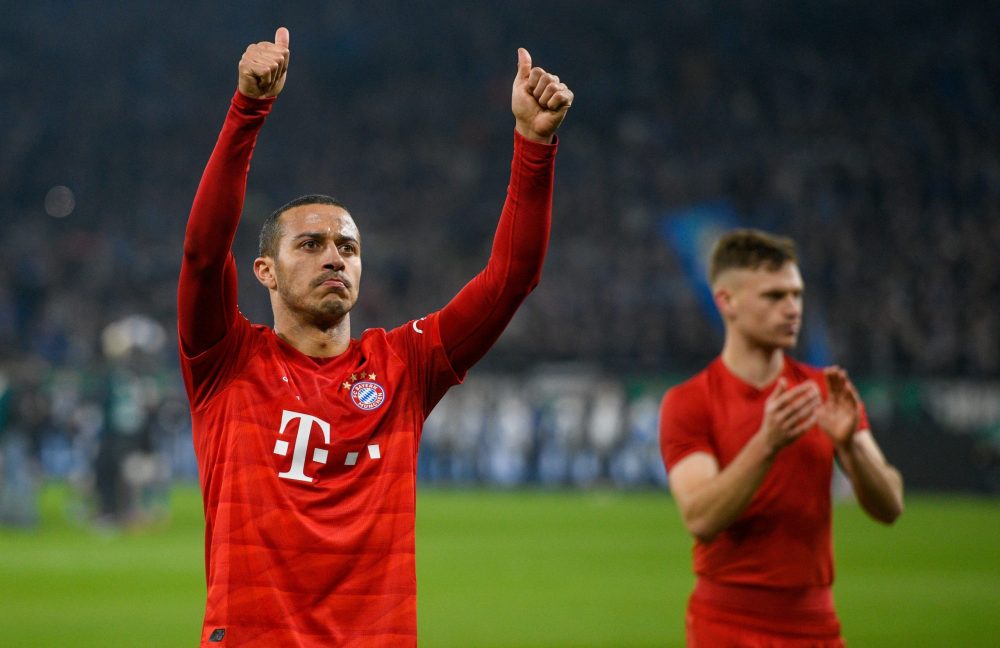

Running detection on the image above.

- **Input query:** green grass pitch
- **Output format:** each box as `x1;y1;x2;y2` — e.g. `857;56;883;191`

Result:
1;485;998;646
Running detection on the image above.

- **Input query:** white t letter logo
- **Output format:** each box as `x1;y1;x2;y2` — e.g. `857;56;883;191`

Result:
273;409;331;483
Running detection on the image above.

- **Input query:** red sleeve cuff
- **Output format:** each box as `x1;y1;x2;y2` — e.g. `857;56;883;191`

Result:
513;129;558;160
232;90;277;116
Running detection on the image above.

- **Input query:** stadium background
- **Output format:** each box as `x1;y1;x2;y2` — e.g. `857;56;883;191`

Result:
1;1;998;645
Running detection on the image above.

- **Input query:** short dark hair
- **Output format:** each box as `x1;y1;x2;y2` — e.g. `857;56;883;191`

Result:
709;229;798;285
259;194;348;257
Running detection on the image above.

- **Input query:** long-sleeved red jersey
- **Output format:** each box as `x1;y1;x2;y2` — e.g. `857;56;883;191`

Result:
178;91;557;647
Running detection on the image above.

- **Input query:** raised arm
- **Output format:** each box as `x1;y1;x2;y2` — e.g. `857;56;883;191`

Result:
177;27;290;356
819;367;905;523
438;49;573;374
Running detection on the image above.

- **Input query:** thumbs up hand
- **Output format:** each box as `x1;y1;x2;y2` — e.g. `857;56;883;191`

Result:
238;27;291;99
511;48;573;143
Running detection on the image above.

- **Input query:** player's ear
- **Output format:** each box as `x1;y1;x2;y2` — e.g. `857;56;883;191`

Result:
714;287;735;321
254;256;278;290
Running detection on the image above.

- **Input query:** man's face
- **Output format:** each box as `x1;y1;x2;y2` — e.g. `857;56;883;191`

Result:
716;262;804;350
259;203;362;327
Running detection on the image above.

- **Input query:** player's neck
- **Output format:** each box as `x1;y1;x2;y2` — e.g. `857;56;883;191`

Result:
273;313;352;358
720;335;785;389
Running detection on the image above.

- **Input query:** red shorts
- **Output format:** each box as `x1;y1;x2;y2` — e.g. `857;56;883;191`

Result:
686;578;844;647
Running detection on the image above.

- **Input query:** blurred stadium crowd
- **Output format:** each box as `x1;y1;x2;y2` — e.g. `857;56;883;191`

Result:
1;1;998;523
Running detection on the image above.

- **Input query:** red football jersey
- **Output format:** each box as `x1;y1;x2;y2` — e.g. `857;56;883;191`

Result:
180;311;461;647
178;89;556;646
659;356;870;635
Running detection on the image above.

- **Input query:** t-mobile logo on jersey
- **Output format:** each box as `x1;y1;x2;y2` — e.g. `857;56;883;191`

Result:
272;409;380;483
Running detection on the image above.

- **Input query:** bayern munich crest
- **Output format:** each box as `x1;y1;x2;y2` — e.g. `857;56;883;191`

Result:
350;381;386;411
